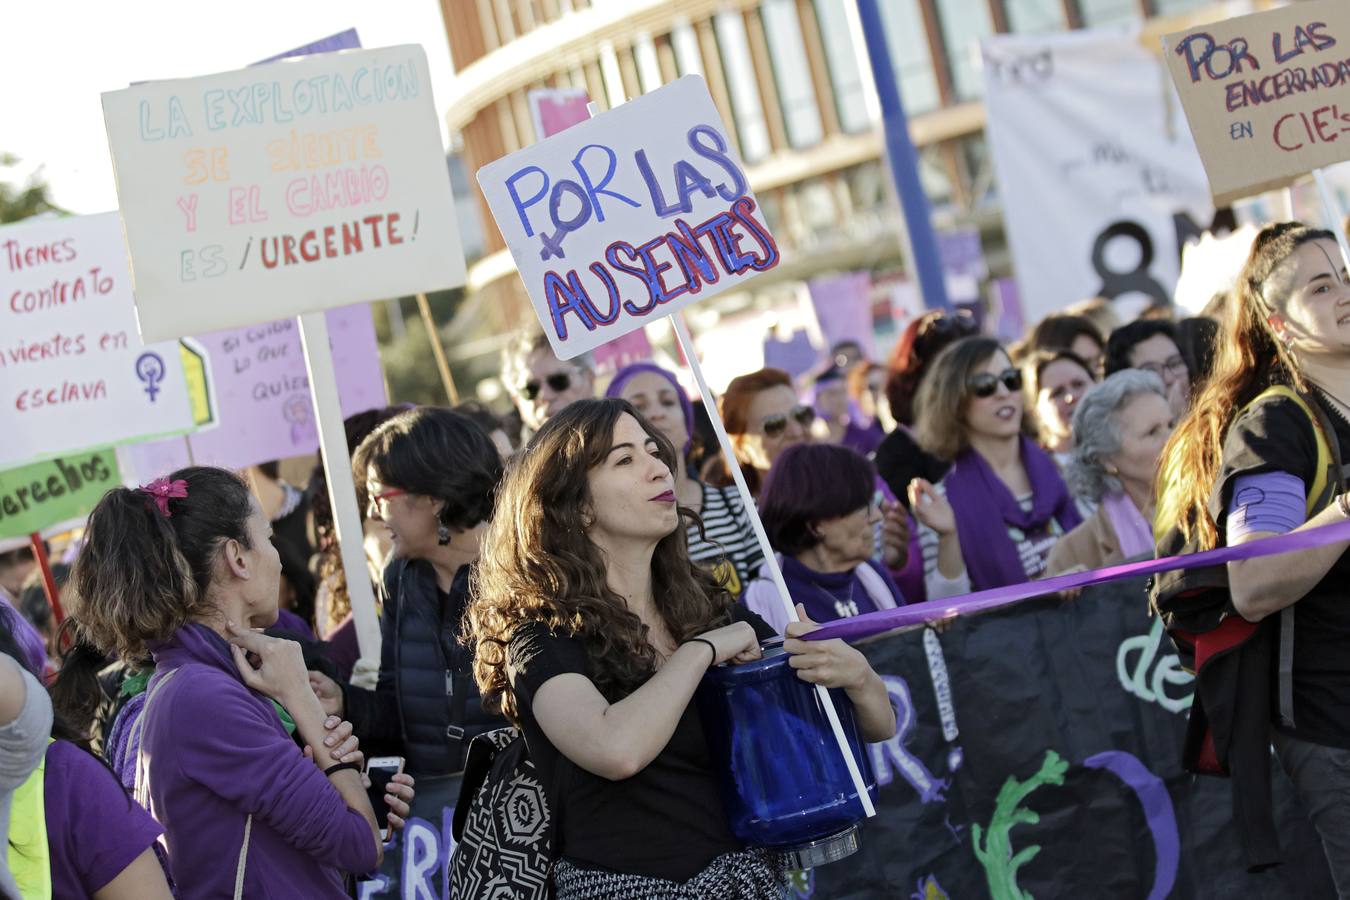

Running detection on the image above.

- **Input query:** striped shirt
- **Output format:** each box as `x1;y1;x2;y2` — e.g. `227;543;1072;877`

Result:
687;482;765;598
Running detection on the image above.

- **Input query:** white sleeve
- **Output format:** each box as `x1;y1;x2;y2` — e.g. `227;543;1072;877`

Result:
918;521;971;600
0;656;52;792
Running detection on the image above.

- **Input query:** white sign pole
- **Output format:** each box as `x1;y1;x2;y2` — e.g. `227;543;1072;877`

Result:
1313;169;1350;269
297;311;381;663
670;312;875;817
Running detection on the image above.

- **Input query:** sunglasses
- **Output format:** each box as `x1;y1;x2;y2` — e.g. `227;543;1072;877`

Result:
761;405;815;438
366;487;407;518
967;368;1023;399
521;372;572;401
919;312;978;340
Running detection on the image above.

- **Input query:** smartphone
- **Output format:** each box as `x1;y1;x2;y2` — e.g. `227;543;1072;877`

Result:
365;756;405;841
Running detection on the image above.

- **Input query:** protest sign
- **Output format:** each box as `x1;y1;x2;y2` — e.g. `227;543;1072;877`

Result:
1164;0;1350;206
101;45;465;342
0;451;121;542
808;272;875;360
125;303;386;476
477;75;781;361
982;30;1222;323
528;87;591;140
0;213;195;469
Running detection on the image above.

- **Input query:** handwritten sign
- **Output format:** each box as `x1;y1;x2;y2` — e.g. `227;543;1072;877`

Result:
477;75;781;361
0;451;121;541
102;45;465;342
0;213;195;469
126;303;386;474
1164;0;1350;205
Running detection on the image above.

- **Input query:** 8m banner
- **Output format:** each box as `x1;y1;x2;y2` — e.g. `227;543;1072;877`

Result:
981;29;1228;324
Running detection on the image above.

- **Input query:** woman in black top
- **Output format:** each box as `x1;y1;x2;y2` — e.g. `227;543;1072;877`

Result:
1157;223;1350;888
468;399;894;898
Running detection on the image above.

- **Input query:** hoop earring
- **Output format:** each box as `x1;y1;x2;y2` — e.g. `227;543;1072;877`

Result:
437;522;451;545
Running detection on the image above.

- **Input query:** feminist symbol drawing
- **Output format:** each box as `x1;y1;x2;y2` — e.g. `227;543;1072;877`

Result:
135;352;166;402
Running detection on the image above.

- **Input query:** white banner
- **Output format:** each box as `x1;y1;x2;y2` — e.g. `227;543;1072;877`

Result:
0;213;195;468
982;29;1220;324
102;45;465;342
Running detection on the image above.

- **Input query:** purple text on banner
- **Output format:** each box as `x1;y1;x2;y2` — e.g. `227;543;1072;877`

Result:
808;272;875;361
126;304;386;476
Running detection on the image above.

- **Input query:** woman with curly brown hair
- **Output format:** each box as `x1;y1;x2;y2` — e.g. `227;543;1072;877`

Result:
467;398;894;898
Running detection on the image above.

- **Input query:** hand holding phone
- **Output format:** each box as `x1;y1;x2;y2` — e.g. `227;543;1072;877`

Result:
365;756;406;841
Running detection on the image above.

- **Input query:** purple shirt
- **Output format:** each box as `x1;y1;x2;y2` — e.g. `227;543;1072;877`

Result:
44;740;163;898
145;623;378;898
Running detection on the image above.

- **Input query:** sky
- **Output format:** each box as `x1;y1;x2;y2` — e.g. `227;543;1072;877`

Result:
3;0;458;214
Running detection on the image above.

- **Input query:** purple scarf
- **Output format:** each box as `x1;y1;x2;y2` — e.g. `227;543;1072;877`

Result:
943;435;1083;590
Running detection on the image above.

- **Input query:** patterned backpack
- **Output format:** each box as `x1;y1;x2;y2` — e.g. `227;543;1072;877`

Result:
450;727;566;899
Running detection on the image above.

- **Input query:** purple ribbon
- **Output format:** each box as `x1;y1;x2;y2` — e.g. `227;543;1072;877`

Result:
804;518;1350;643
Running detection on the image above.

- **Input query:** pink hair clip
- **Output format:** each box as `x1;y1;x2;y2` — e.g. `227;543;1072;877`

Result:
139;477;189;517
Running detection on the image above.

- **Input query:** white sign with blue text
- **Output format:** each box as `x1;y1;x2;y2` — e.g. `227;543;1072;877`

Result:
477;75;781;361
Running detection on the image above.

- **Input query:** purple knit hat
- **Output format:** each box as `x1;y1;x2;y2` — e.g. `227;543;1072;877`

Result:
605;362;696;455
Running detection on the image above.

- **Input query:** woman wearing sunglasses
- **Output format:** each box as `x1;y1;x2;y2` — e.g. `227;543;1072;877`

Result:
712;368;816;498
909;337;1083;599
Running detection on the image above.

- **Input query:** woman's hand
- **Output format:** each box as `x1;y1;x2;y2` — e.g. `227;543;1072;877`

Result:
301;717;363;770
384;773;416;834
308;670;345;718
226;621;308;707
692;621;762;666
880;501;911;569
908;479;956;536
784;605;897;742
783;606;872;690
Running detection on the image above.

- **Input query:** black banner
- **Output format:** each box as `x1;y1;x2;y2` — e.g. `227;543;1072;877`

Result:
360;578;1334;898
810;577;1335;899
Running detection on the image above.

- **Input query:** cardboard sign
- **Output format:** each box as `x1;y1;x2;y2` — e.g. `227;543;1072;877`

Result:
0;451;121;541
1164;0;1350;205
102;45;465;342
125;303;386;475
477;75;781;361
0;213;195;469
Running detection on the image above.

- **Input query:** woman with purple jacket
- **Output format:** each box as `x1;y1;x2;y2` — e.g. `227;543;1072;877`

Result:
70;467;389;898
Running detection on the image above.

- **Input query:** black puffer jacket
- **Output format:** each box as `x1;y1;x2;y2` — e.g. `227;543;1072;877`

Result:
343;558;501;777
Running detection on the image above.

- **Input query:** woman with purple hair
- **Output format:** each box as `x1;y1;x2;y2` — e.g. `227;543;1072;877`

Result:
607;363;765;596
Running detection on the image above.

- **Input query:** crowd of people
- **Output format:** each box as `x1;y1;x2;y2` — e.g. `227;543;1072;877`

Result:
4;218;1350;897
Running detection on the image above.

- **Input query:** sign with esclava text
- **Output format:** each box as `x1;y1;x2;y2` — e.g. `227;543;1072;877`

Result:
0;213;194;469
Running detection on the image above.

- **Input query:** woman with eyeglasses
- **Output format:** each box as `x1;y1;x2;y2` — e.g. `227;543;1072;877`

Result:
306;407;506;838
1024;349;1098;468
746;443;906;633
909;337;1083;599
1104;320;1192;418
608;362;765;597
710;367;815;499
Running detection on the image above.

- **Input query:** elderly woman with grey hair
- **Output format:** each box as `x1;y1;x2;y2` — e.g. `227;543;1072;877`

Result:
1045;370;1174;577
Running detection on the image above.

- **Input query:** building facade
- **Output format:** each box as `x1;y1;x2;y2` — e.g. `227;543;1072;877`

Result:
437;0;1251;393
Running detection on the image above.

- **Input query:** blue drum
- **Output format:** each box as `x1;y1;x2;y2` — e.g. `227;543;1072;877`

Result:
696;643;879;867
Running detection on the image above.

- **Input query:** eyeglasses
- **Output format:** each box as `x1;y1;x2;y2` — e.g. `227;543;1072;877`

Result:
366;487;406;518
967;368;1023;399
1137;357;1188;380
521;372;573;401
761;405;815;438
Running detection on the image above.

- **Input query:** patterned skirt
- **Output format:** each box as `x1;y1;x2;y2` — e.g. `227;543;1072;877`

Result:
553;848;787;899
